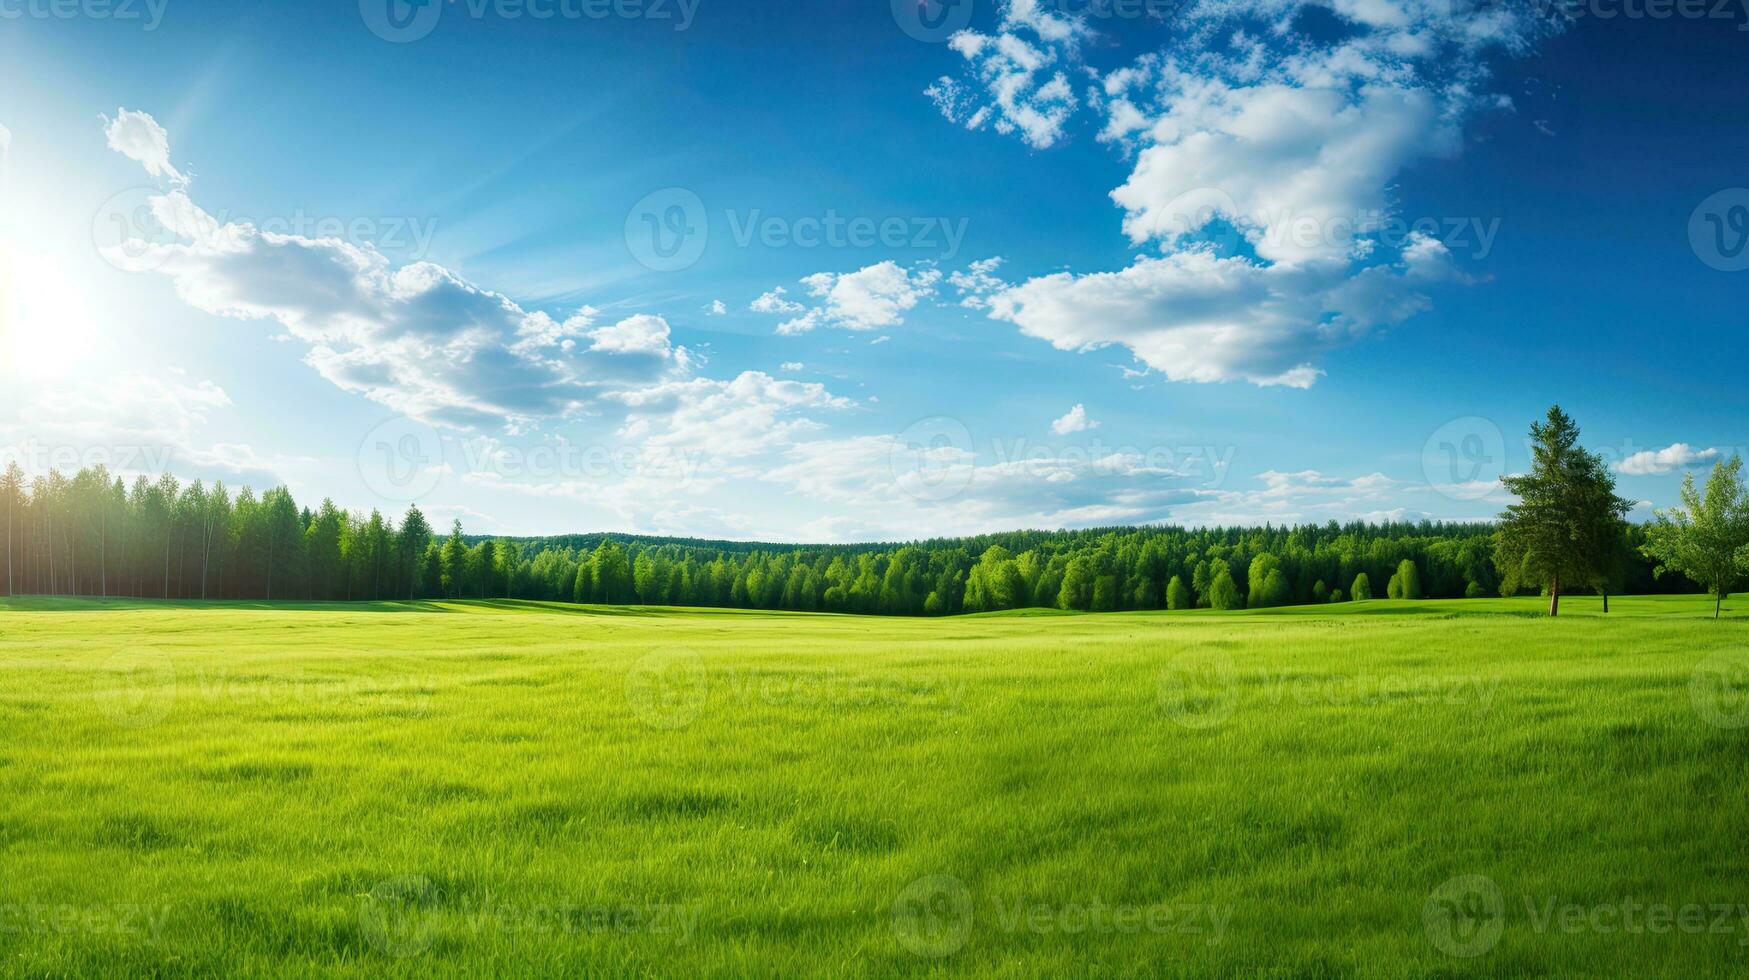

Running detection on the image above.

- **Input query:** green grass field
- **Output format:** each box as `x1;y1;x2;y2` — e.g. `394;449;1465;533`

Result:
1;594;1746;977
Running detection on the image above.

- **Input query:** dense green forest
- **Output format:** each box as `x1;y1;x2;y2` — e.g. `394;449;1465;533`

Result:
0;462;1691;614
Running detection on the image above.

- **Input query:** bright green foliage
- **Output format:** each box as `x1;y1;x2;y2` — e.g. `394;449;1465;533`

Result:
1247;554;1291;608
966;546;1027;612
1056;556;1094;611
1311;580;1328;603
1641;456;1749;618
1494;406;1633;616
1328;588;1345;603
0;459;1702;615
1166;575;1192;610
1387;559;1422;600
1352;572;1372;601
1209;565;1242;610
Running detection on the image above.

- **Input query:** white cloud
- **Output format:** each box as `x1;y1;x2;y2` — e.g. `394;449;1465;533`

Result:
1050;403;1098;434
948;256;1008;308
927;30;1078;150
586;313;679;356
760;262;941;335
762;432;1203;540
101;108;187;184
0;372;300;484
611;371;852;458
703;299;727;316
779;361;804;373
1110;75;1452;266
932;0;1552;387
99;112;692;431
1618;443;1721;476
750;287;804;315
987;243;1447;387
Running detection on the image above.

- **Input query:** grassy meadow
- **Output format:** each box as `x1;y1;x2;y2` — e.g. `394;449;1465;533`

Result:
0;594;1746;976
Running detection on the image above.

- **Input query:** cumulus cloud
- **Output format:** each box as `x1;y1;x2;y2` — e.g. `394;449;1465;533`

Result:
923;0;1091;150
100;111;692;431
987;241;1449;387
926;33;1077;150
759;261;942;335
704;299;727;316
1617;443;1721;476
750;287;804;315
1109;76;1451;266
101;108;187;184
1050;404;1097;434
931;0;1554;387
948;256;1008;309
779;361;804;372
611;371;852;459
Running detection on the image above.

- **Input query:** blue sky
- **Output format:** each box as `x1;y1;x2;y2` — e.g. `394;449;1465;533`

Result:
2;0;1746;540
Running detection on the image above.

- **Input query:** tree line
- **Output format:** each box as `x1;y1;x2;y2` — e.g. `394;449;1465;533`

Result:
1;407;1740;616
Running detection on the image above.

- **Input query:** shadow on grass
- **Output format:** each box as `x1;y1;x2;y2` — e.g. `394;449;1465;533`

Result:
0;595;846;619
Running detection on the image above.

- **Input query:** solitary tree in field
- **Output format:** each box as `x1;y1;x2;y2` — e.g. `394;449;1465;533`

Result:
1494;406;1632;617
1351;572;1372;601
1640;456;1749;619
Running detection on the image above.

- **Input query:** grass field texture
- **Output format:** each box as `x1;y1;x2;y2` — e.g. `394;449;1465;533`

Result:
1;595;1746;977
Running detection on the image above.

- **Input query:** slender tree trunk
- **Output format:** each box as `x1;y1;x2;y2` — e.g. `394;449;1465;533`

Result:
1717;590;1724;620
163;526;171;599
266;530;275;601
1548;575;1560;618
201;511;213;601
100;507;107;598
1601;588;1608;614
